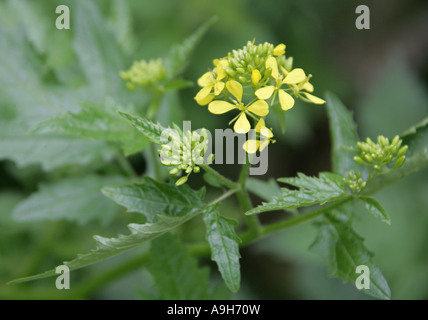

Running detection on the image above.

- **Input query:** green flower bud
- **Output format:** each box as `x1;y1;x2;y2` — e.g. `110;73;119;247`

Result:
394;156;406;168
193;166;200;173
169;168;180;175
175;176;188;186
397;145;408;157
353;156;365;165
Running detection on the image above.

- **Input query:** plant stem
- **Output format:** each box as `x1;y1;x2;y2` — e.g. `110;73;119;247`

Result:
236;156;261;236
201;164;240;190
208;188;240;206
260;196;353;235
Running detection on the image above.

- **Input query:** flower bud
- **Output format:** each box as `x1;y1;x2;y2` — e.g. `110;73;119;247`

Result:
175;176;188;186
394;156;406;168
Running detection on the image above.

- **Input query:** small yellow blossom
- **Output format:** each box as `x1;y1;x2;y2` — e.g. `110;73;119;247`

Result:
251;69;262;85
208;80;269;134
194;59;229;105
243;119;275;153
255;57;305;110
273;43;286;56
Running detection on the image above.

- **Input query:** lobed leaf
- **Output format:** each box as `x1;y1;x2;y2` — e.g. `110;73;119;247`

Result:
165;17;218;79
311;214;391;300
119;112;167;145
13;175;124;225
102;176;205;223
246;172;348;215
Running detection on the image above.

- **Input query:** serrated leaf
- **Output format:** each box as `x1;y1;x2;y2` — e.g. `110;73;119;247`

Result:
9;213;199;285
9;178;208;284
401;117;428;157
165;17;217;79
325;92;362;175
119;112;166;145
203;206;241;292
246;172;348;215
311;214;391;300
32;99;148;156
360;197;391;225
102;176;205;223
0;120;116;171
12;175;123;225
148;233;229;300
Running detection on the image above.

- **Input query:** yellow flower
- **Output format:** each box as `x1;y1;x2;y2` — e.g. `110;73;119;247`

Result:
243;119;274;153
291;75;326;104
251;69;262;85
273;43;286;56
255;57;305;110
194;59;229;106
208;80;269;134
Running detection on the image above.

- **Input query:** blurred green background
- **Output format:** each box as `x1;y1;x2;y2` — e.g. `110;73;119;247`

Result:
1;0;428;299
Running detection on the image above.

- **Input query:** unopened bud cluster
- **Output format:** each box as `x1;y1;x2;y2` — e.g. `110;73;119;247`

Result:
120;58;166;90
343;171;366;193
159;128;214;186
353;135;408;171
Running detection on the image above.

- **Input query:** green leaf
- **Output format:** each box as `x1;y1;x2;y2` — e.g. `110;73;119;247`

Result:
32;99;148;156
0;120;116;171
9;213;199;285
246;172;348;215
119;112;166;145
102;176;206;223
325;92;362;175
203;206;241;292
148;233;229;299
73;2;127;99
246;177;282;201
401;117;428;157
311;214;391;300
9;179;208;284
165;17;218;79
360;197;391;225
12;175;124;225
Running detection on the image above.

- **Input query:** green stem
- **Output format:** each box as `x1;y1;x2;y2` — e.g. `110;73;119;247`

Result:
208;188;240;206
146;89;164;180
260;196;353;235
236;156;261;236
201;164;240;190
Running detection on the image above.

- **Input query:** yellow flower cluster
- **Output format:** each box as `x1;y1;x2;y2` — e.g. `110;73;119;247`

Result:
194;41;325;153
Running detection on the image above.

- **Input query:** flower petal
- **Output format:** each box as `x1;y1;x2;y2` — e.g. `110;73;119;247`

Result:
197;72;215;87
282;68;306;84
194;86;214;105
255;86;275;100
302;81;314;93
260;127;274;139
302;92;326;104
252;69;262;85
265;56;279;80
208;101;236;114
278;90;295;110
243;140;260;154
259;139;270;152
226;80;243;102
273;43;286;56
234;112;251;134
247;100;269;116
255;118;266;132
215;60;229;80
214;81;225;95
